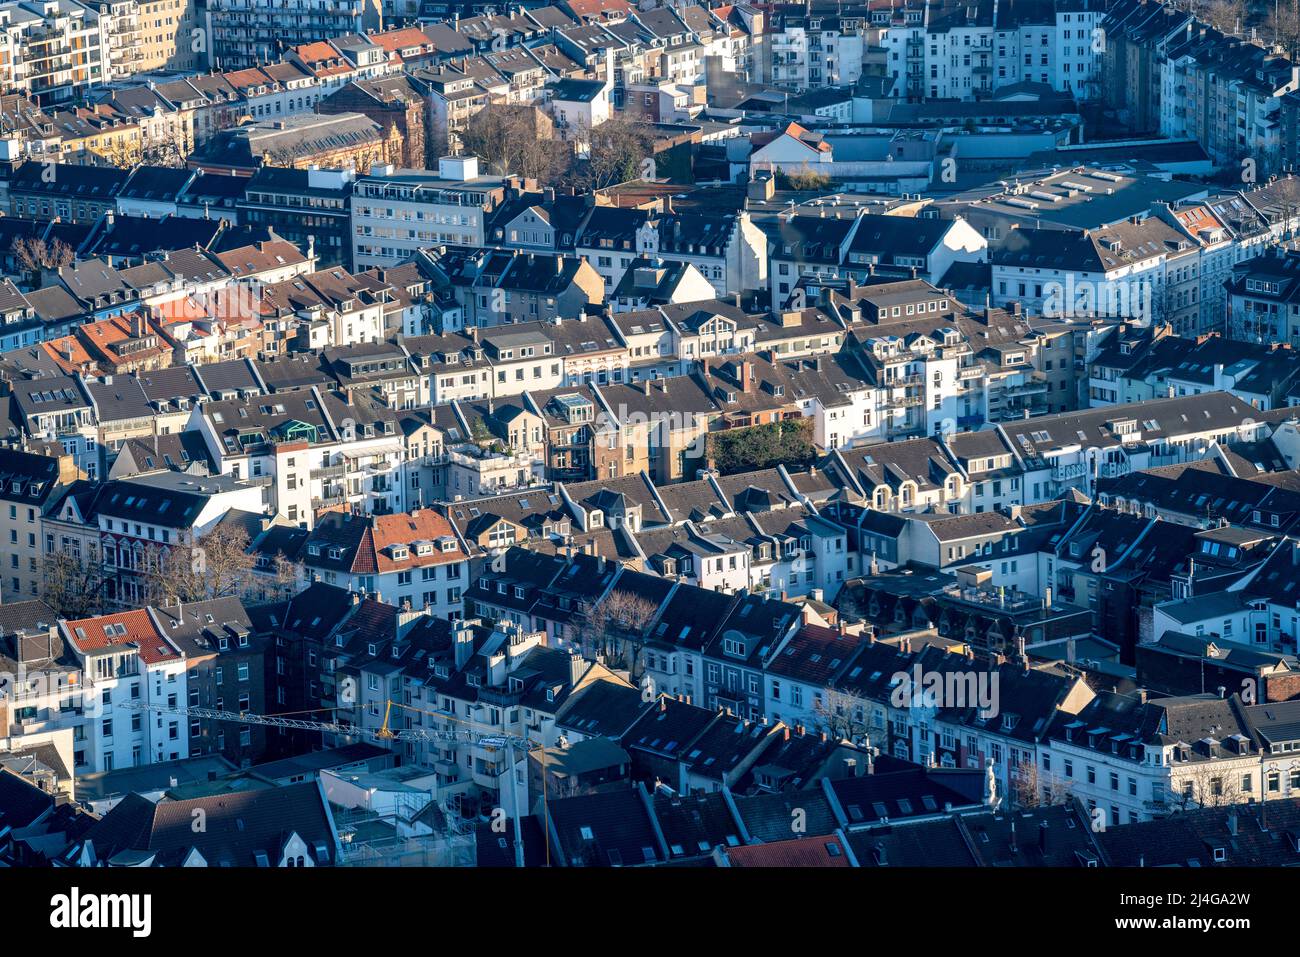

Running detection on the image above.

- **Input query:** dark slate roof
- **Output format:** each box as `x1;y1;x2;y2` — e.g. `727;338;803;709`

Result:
9;161;128;199
474;814;548;867
118;165;195;202
556;679;650;739
544;785;665;867
729;787;839;844
91;471;248;529
0;447;61;506
81;782;338;866
0;767;54;831
654;791;743;859
826;767;986;827
1096;799;1300;866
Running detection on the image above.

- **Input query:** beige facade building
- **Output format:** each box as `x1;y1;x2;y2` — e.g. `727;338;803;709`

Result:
137;0;200;73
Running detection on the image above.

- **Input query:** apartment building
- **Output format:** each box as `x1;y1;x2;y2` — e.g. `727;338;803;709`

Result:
300;508;469;619
351;156;505;270
0;448;66;602
61;608;189;773
0;600;82;773
0;0;107;105
1042;691;1259;824
136;0;199;72
203;0;382;71
769;12;867;90
238;166;354;270
875;0;1104;103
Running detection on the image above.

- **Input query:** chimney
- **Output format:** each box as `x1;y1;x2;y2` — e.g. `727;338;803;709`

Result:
453;621;473;669
568;651;585;687
739;361;754;393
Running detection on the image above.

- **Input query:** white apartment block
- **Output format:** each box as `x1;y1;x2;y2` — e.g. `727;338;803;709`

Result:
0;0;108;105
62;610;189;773
352;157;504;271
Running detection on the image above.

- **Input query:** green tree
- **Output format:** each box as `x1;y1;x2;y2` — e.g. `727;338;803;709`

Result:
705;418;815;475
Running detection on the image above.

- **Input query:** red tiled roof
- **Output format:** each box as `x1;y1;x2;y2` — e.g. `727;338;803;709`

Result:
371;509;466;572
567;0;631;16
371;28;433;53
726;834;852;867
41;336;95;374
65;609;179;665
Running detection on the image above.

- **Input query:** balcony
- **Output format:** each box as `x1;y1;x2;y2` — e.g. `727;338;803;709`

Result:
12;712;63;735
1002;378;1049;398
1052;461;1087;483
888;372;924;387
885;393;924;408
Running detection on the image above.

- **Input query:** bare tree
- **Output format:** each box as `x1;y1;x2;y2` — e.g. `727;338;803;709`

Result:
1201;0;1246;34
813;687;884;745
263;146;300;169
584;588;659;676
42;550;105;620
460;103;562;181
253;553;301;603
141;137;187;168
143;523;257;604
567;113;656;192
1173;764;1244;810
11;236;75;286
1271;174;1300;240
1268;0;1300;59
98;137;140;168
1009;758;1073;810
